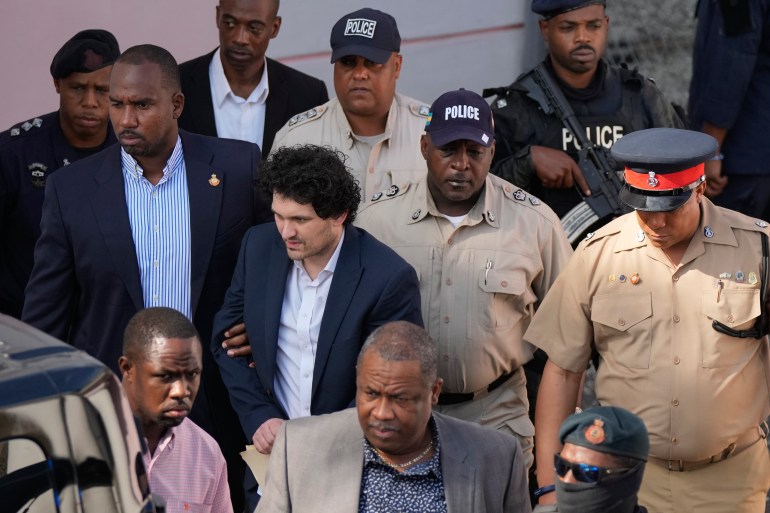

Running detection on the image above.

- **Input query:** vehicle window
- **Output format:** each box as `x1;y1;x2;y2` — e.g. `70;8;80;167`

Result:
0;437;59;513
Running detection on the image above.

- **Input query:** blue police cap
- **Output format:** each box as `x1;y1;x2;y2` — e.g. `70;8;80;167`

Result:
612;128;718;212
330;8;400;64
559;406;649;462
532;0;606;18
425;89;495;148
50;29;120;79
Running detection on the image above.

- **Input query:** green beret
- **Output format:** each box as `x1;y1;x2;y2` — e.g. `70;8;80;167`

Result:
558;406;649;462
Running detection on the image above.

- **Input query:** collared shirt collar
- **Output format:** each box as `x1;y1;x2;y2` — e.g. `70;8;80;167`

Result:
613;197;739;253
336;95;397;150
210;48;269;107
407;176;498;229
121;136;184;185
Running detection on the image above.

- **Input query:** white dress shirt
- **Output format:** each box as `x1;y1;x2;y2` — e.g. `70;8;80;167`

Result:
208;48;269;147
274;231;345;419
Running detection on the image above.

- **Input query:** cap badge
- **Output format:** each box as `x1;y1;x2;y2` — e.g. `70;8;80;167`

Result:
647;172;659;188
411;209;421;220
208;174;220;187
757;221;769;228
736;271;745;282
344;18;376;38
513;189;526;201
584;419;606;445
630;273;641;285
704;226;714;238
529;196;541;206
636;231;646;242
749;272;758;285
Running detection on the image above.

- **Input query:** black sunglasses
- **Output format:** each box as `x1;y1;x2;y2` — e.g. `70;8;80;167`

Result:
554;453;635;483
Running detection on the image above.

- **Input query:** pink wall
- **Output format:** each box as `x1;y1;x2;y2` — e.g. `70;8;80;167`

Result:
0;1;532;129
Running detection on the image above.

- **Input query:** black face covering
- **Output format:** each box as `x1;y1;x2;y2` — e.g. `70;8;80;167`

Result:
555;460;645;513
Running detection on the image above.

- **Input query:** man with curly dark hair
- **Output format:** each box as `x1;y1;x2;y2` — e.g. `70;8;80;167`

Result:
211;144;422;509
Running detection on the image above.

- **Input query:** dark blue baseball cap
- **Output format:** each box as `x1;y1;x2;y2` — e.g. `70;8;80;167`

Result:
50;29;120;79
424;89;495;148
532;0;606;19
613;128;718;212
330;8;401;64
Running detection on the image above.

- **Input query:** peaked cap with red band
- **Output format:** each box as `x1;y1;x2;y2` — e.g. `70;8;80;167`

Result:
612;128;718;212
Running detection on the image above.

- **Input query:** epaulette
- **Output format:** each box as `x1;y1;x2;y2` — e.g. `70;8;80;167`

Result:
409;102;431;118
369;182;411;203
7;116;45;138
286;105;327;129
502;183;543;208
723;208;770;234
581;216;625;247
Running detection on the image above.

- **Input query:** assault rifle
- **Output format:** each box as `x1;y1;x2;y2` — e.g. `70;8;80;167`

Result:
518;63;630;244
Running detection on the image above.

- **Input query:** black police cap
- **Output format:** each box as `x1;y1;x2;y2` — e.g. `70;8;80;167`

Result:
532;0;606;18
613;128;718;212
330;8;400;64
559;406;649;462
50;29;120;79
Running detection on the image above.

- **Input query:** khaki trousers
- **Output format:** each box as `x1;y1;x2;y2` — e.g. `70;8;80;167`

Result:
434;366;534;471
639;437;770;513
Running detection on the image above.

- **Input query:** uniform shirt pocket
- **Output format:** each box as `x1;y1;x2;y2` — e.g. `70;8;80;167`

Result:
477;269;527;331
701;288;760;368
591;292;653;369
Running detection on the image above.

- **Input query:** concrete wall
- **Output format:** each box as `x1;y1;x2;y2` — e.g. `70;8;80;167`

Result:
0;0;535;129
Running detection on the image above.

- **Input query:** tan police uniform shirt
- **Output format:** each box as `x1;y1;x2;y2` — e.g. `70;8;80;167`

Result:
271;92;429;202
357;174;572;395
525;198;770;462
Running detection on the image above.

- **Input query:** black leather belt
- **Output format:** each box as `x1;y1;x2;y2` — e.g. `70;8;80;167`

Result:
437;371;514;406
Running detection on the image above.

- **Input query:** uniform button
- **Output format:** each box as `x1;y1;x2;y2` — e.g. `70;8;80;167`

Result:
674;356;681;365
671;399;679;406
153;225;159;232
618;319;626;326
443;316;450;324
501;280;508;288
152;191;158;198
153;260;159;268
671;437;678;445
153;294;158;301
447;238;454;246
673;275;679;282
727;315;735;323
304;373;310;379
445;278;452;285
673;315;680;323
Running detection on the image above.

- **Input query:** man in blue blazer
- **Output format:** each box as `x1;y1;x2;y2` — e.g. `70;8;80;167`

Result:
211;144;422;461
22;44;270;512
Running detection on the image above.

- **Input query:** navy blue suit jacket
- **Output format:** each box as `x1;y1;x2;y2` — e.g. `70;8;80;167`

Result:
22;130;270;371
212;223;423;439
179;51;329;156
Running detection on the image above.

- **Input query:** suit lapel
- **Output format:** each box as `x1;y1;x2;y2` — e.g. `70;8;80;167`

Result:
312;226;362;397
260;237;292;385
436;415;475;513
188;51;218;136
90;146;144;310
263;58;287;155
183;133;222;316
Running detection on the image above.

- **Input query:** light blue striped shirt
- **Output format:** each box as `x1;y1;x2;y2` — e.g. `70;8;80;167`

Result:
122;136;192;319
